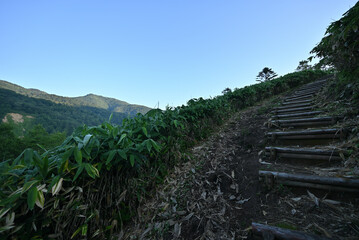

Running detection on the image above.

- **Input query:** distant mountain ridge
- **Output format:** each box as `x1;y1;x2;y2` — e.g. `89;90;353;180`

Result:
0;80;151;115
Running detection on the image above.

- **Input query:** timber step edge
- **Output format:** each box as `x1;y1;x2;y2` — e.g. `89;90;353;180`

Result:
259;170;359;192
272;111;323;119
281;99;312;105
294;87;323;94
284;94;314;102
264;146;344;161
266;128;346;140
251;222;331;240
273;102;312;110
271;116;339;124
271;106;314;114
269;116;341;128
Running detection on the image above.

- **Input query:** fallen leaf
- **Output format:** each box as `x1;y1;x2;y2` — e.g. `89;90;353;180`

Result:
173;223;181;238
236;198;250;204
307;190;320;207
322;199;341;205
182;212;194;221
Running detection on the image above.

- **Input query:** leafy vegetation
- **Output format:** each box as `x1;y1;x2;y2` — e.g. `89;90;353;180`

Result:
310;2;359;104
0;69;328;239
0;124;23;161
0;123;66;161
256;67;278;82
296;60;312;71
311;2;359;76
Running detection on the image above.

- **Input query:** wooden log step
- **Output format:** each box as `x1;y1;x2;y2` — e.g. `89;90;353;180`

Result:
294;87;322;94
266;128;345;140
284;94;314;102
291;92;318;99
272;117;335;123
274;102;312;110
286;95;315;102
303;79;328;86
282;99;312;106
296;81;326;89
292;90;319;96
270;121;331;128
301;82;325;87
251;222;330;240
265;146;343;161
316;78;329;82
290;89;317;95
300;80;326;87
294;85;323;92
259;170;359;192
302;82;326;89
310;78;328;84
272;111;323;119
271;106;313;114
270;117;339;127
265;146;341;156
283;96;313;104
296;83;324;89
294;87;323;94
275;122;331;128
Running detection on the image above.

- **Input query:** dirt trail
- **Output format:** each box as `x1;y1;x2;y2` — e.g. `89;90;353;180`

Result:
122;83;359;239
177;105;267;239
122;97;273;239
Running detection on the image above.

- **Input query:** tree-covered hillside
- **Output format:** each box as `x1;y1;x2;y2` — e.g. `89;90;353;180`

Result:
0;80;151;115
0;88;128;134
0;123;66;161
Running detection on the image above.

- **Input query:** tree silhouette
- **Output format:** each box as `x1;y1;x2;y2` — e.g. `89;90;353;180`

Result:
310;2;359;77
256;67;278;82
222;87;232;94
296;60;312;71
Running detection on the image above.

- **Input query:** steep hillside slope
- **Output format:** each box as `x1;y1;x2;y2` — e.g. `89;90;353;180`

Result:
0;80;151;115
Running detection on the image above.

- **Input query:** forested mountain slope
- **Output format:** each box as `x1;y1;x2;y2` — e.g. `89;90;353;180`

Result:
0;80;151;116
0;88;128;134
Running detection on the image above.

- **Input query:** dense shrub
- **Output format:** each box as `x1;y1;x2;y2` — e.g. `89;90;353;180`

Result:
311;2;359;104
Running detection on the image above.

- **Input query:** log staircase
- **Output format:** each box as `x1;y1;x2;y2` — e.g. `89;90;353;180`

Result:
252;78;359;239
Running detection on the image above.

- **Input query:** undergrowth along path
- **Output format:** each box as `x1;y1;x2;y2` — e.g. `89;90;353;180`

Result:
121;76;359;240
121;93;280;239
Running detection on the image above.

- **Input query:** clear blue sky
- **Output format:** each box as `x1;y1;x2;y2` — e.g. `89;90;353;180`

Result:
0;1;357;109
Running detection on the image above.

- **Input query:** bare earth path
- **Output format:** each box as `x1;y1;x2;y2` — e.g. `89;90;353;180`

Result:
122;98;273;239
